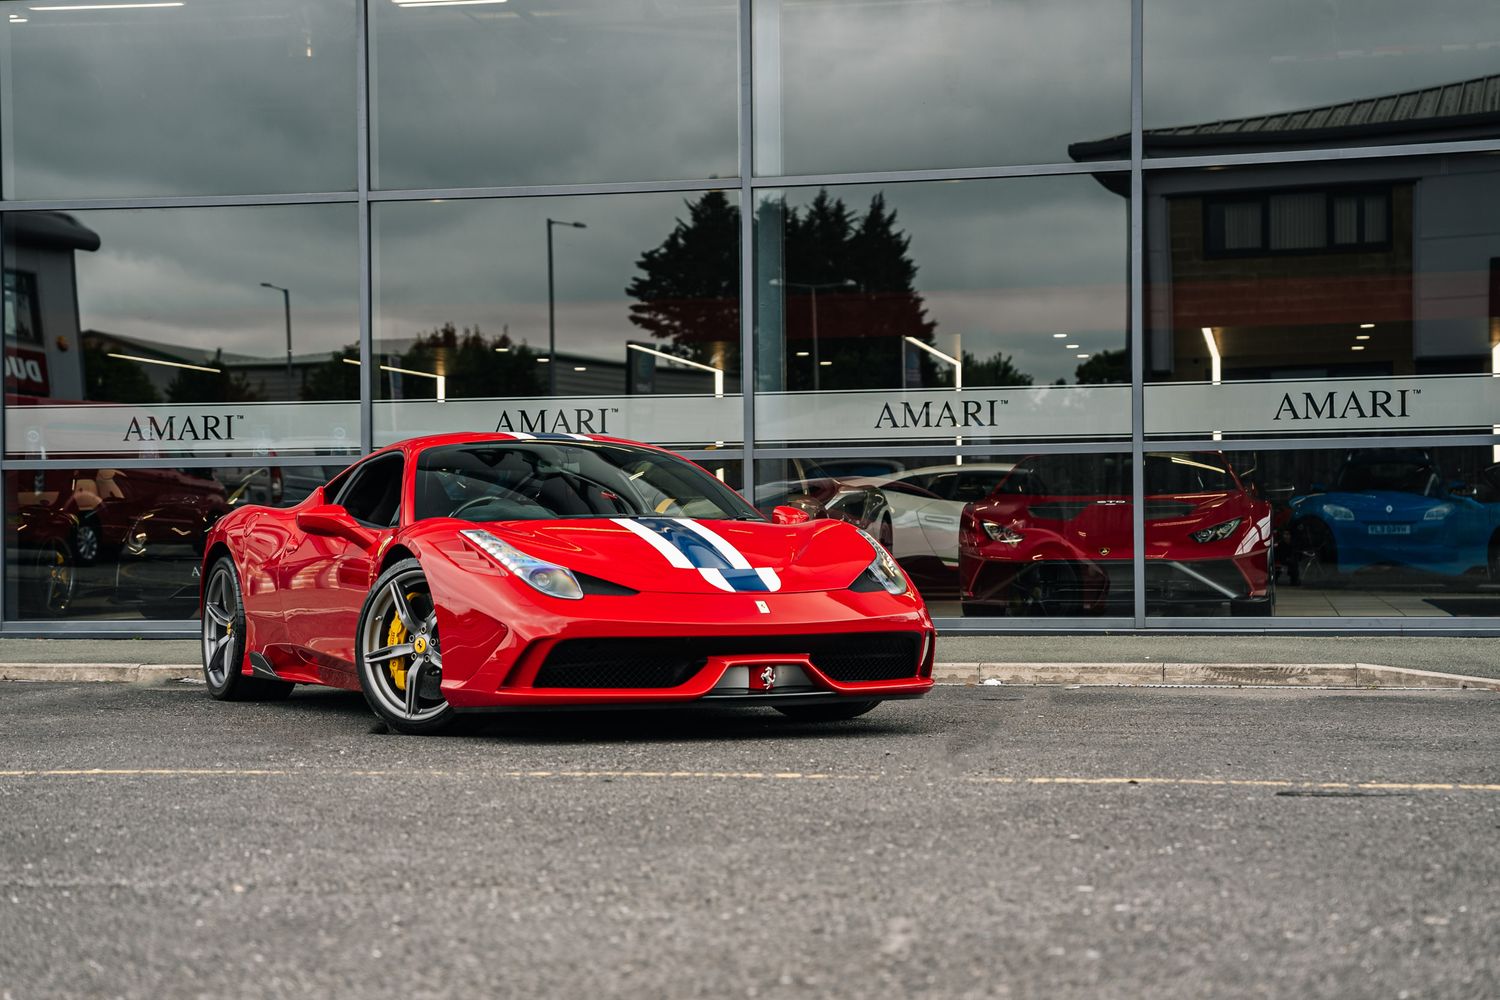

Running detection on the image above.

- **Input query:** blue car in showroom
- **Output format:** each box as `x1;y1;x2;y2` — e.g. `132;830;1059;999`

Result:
1287;450;1500;585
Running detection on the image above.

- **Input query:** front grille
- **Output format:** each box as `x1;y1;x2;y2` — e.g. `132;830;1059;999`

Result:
532;632;922;688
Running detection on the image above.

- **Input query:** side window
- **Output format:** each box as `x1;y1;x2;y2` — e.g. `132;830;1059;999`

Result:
335;455;405;528
924;473;958;501
954;472;1005;503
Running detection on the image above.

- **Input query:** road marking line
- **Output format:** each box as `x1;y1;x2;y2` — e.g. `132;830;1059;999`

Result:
0;769;1496;792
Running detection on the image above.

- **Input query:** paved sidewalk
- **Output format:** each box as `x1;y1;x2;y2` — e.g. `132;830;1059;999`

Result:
0;633;1494;681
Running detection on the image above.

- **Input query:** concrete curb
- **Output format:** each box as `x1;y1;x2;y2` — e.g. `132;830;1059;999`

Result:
0;663;203;683
931;662;1500;691
2;660;1496;691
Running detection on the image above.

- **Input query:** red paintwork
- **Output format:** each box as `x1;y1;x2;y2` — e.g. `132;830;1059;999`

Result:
959;452;1272;612
202;432;935;708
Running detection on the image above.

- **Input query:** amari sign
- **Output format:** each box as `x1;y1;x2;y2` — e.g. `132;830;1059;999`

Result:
1145;375;1500;437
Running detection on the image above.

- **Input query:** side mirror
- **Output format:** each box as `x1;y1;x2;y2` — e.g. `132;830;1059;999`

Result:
782;493;827;520
296;504;376;547
772;504;812;525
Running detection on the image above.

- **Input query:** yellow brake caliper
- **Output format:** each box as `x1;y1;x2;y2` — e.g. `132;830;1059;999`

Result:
386;590;421;691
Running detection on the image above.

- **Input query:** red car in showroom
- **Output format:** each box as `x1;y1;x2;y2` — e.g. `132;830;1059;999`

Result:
200;433;934;733
958;452;1272;617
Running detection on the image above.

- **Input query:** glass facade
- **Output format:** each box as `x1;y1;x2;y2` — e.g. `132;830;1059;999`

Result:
1;0;1496;632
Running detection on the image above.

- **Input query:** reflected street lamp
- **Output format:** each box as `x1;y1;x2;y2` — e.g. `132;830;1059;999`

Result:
546;219;587;396
770;277;855;392
259;282;292;379
904;335;965;464
626;342;725;398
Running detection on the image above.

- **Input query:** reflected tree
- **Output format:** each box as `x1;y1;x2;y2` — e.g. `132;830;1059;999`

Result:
625;190;739;370
301;344;360;401
961;350;1033;388
394;323;544;400
627;189;943;391
1075;348;1128;384
165;350;263;403
83;345;160;404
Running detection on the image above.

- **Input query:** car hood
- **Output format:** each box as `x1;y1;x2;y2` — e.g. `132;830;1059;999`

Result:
1297;491;1445;522
472;516;876;595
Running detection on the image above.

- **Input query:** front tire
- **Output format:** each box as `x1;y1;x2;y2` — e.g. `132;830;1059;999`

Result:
774;699;881;722
356;559;455;735
201;557;294;701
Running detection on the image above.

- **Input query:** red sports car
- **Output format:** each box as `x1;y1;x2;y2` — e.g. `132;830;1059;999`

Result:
200;433;935;733
958;452;1273;617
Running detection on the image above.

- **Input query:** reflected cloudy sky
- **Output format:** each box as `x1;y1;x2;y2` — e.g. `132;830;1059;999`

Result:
56;205;361;368
758;0;1130;174
1145;0;1500;133
2;0;357;199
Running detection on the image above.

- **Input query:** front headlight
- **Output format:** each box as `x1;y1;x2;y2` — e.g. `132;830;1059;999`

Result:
1190;517;1241;544
1322;503;1355;522
856;527;908;595
460;528;584;601
982;522;1024;545
1423;504;1454;521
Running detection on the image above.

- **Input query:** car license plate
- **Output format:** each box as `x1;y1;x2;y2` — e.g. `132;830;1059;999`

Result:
1367;524;1411;535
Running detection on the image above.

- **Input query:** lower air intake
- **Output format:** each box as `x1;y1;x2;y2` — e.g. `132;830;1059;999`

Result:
533;632;922;688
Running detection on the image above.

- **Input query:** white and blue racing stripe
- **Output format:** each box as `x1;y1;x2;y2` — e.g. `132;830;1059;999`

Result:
502;432;593;441
613;517;782;593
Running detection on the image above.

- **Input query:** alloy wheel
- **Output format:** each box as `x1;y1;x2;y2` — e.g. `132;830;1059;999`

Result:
359;568;446;724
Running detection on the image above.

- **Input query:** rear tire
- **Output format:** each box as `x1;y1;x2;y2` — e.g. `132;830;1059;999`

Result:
773;699;881;722
201;557;294;702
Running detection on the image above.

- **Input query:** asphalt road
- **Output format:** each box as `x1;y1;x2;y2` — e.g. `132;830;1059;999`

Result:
2;682;1497;1000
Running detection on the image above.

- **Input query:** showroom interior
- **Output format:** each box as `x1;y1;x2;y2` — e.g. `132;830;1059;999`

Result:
2;0;1499;634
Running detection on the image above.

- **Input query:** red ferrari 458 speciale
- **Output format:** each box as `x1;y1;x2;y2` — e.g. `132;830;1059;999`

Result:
199;433;935;733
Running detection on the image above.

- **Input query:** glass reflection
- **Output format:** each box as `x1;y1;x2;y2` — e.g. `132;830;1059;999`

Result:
1141;155;1500;439
371;0;736;189
1173;445;1500;617
1140;0;1500;157
5;464;338;620
373;192;742;448
754;177;1129;447
2;0;356;199
3;206;362;460
755;0;1130;175
755;452;1145;618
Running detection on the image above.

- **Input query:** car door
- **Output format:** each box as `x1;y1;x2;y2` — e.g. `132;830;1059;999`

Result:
278;452;405;669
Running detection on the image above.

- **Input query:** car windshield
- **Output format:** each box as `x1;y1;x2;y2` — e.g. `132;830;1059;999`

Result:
414;441;761;522
1335;458;1440;497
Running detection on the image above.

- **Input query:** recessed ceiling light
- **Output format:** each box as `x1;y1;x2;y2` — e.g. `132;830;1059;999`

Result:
1076;353;1090;359
819;360;833;366
494;346;510;353
1052;333;1067;339
573;366;587;372
536;357;550;363
794;351;810;357
1065;344;1079;349
1355;334;1370;341
1350;345;1365;351
1359;323;1375;329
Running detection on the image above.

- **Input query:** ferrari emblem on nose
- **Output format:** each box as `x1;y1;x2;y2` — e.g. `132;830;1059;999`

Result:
759;665;777;691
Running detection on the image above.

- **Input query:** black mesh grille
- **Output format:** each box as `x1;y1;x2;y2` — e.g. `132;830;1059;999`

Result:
533;632;922;688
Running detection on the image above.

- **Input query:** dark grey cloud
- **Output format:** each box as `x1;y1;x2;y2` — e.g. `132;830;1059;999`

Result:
759;0;1132;174
72;204;360;356
4;0;357;199
1144;0;1500;131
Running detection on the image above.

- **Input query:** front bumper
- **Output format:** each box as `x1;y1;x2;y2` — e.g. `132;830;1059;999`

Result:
429;580;936;709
